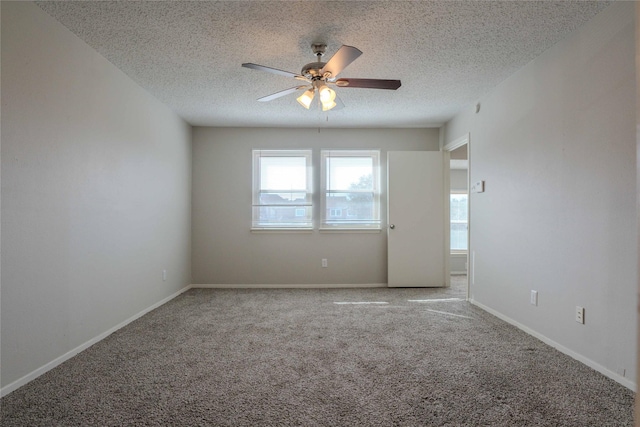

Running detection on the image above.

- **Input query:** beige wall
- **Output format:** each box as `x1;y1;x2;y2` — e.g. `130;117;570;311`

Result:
192;127;439;285
446;2;636;390
1;2;192;391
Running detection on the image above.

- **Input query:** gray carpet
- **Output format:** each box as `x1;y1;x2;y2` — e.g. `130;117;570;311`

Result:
1;276;634;426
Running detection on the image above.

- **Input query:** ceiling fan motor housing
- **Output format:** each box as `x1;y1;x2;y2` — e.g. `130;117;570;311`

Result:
301;43;331;80
301;61;328;79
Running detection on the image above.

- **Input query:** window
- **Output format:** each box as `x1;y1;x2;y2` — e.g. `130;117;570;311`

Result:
252;150;312;229
450;193;468;251
321;150;380;229
329;208;343;218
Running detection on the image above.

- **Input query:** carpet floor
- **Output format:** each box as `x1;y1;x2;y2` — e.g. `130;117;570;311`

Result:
1;276;634;426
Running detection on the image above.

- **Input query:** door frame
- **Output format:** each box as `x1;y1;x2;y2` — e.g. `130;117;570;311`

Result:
443;133;470;300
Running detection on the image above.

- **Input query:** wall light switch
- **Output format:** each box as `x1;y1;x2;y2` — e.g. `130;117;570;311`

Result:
471;180;485;193
530;290;538;306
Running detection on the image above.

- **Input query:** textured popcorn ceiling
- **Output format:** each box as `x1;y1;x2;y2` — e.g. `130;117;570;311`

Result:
36;1;610;128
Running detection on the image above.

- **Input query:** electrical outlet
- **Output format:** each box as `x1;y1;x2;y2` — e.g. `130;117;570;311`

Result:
530;290;538;306
322;259;328;268
575;306;585;324
162;270;167;281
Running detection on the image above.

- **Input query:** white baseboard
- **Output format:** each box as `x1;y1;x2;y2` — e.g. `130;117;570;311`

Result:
193;283;388;289
450;271;468;275
470;299;636;392
1;285;193;397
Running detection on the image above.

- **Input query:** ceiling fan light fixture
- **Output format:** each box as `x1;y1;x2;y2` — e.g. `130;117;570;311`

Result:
243;44;401;112
322;100;337;111
296;89;315;109
316;83;337;111
317;84;335;103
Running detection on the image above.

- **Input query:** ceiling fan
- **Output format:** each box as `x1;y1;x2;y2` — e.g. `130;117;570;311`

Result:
242;43;401;111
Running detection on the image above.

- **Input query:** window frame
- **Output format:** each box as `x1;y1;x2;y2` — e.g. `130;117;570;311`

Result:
251;149;313;231
320;150;381;231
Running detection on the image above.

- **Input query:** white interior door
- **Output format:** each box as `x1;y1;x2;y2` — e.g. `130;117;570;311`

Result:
388;151;445;287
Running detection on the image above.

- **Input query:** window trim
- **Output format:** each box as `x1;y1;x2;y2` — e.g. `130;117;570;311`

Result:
251;149;313;231
320;150;381;231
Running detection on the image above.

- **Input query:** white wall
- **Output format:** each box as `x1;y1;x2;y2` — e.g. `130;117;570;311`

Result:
192;127;439;285
1;2;192;391
450;169;468;192
445;2;636;389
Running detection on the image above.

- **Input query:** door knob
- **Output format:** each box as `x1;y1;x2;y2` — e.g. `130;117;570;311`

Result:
389;224;395;229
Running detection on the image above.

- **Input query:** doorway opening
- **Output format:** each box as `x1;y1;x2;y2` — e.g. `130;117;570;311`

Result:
444;134;469;299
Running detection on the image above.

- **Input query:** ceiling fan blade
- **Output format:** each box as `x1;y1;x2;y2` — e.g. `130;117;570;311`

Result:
257;86;309;102
335;78;401;90
242;63;303;79
321;45;362;77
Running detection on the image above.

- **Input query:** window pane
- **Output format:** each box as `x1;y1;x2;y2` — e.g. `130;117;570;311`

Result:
260;157;307;190
326;157;373;190
450;194;468;221
450;193;468;250
325;192;375;221
253;206;312;227
451;222;468;250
